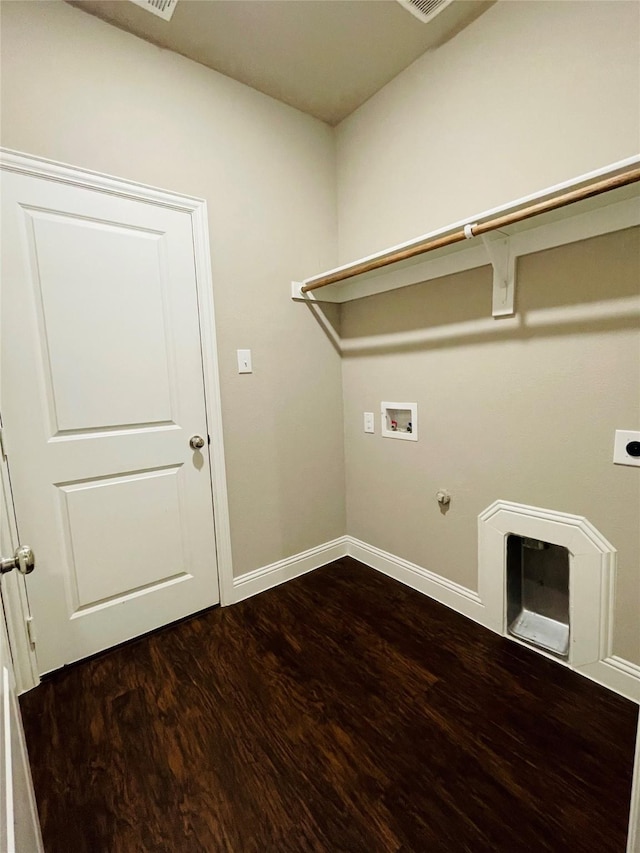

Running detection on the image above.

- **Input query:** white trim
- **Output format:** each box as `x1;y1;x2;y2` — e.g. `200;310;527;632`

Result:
0;148;234;682
0;427;40;694
190;202;234;606
231;537;349;604
629;723;640;853
478;500;615;668
0;576;39;696
579;657;640;704
345;537;485;624
0;148;206;211
607;656;640;683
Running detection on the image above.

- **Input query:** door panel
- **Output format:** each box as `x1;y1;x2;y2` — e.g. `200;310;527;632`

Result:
58;466;187;611
26;208;174;432
1;169;220;674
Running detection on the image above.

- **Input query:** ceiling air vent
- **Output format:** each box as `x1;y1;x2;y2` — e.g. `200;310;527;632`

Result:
128;0;179;21
396;0;455;24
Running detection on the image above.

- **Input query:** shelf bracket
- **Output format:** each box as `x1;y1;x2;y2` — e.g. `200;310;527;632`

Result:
292;281;307;301
481;231;516;317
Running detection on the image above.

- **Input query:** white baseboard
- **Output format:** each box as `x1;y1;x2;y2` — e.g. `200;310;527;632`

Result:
230;534;640;706
231;535;640;704
345;536;485;624
576;657;640;704
231;536;348;603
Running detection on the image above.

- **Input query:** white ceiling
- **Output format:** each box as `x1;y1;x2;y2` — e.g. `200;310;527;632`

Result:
68;0;494;125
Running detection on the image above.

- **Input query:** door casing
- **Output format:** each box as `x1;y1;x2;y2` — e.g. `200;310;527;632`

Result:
0;148;234;691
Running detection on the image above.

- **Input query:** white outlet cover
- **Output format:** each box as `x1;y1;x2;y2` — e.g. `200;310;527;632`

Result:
364;412;375;433
613;430;640;467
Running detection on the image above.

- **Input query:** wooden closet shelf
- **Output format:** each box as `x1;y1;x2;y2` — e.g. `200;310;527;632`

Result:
292;157;640;313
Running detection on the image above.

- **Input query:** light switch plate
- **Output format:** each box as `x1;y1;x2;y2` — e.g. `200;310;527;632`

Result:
613;430;640;467
237;349;252;374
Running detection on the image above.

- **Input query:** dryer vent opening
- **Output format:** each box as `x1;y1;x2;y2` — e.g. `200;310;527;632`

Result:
506;535;570;658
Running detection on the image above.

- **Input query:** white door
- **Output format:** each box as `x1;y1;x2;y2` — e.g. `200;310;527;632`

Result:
0;603;43;853
1;482;43;852
1;167;220;674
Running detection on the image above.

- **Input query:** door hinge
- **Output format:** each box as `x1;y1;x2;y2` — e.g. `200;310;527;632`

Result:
26;616;37;648
0;424;6;460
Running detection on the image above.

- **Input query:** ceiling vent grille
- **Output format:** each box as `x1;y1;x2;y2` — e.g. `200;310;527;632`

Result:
129;0;179;21
396;0;455;24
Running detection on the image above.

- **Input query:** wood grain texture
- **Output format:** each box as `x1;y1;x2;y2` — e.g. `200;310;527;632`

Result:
20;558;638;852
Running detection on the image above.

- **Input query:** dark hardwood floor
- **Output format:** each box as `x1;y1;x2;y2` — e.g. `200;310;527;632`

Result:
20;558;638;853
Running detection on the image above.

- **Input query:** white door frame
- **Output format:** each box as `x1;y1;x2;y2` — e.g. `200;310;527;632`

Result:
0;433;40;695
0;149;234;691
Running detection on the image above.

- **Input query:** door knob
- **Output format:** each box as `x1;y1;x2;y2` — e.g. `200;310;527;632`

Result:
1;545;35;575
189;435;205;450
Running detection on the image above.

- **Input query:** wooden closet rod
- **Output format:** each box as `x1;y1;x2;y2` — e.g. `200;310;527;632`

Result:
301;167;640;293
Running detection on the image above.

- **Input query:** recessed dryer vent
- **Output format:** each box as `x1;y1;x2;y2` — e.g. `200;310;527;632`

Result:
381;402;417;441
478;500;616;669
506;535;570;658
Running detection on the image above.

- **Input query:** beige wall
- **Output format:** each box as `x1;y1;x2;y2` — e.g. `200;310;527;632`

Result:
337;1;640;662
337;0;640;260
0;0;346;578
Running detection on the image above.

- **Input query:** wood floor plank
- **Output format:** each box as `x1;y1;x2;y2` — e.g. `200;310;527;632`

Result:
20;558;638;852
